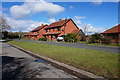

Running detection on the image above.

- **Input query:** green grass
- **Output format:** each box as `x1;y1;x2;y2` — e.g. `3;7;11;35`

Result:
86;43;120;47
8;40;119;78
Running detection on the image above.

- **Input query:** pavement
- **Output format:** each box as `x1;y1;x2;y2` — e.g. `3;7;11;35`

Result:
2;42;77;79
17;40;119;53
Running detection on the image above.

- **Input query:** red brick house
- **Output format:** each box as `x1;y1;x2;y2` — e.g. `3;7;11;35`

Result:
24;18;85;41
43;18;81;40
24;24;48;39
101;24;120;43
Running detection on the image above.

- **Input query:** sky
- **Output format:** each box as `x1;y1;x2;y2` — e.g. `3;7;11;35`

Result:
1;0;119;34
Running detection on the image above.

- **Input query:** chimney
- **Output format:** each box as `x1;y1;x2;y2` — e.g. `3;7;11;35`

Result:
59;18;62;21
41;24;44;26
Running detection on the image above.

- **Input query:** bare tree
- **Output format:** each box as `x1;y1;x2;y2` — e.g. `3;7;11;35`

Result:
18;29;22;40
83;24;89;35
0;16;10;32
0;16;11;39
83;24;94;35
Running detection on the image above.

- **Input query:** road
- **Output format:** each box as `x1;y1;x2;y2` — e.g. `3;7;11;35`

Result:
18;40;119;53
2;42;76;79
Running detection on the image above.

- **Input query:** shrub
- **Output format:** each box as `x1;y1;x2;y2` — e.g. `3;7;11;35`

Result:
2;31;8;39
88;33;101;43
39;38;47;41
8;32;19;39
101;37;111;44
64;33;77;42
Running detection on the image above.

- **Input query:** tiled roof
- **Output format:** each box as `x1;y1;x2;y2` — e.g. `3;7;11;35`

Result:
24;32;38;36
24;32;31;35
44;18;71;29
43;32;61;35
32;24;48;32
71;29;81;34
31;32;38;35
101;24;120;34
24;24;48;36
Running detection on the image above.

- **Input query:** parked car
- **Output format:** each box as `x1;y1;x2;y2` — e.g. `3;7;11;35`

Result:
57;35;65;41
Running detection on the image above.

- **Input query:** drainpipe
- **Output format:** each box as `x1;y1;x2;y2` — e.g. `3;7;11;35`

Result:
64;18;67;41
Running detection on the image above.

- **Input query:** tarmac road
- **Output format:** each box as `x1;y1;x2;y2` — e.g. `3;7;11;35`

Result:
18;40;119;53
2;42;76;79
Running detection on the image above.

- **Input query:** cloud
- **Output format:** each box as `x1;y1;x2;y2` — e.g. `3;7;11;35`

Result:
69;6;73;9
74;16;86;27
3;14;48;32
74;16;86;19
10;0;65;19
79;24;105;35
74;16;105;34
0;11;2;16
91;0;103;5
48;18;56;23
76;20;81;25
74;16;86;28
92;0;119;5
2;8;9;11
92;2;102;5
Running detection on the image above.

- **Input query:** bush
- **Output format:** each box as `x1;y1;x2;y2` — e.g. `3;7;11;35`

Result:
39;38;47;41
2;31;8;39
101;37;111;44
64;33;77;42
8;32;19;39
88;33;101;43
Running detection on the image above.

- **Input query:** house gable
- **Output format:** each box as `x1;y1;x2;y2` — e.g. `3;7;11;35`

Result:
60;19;79;35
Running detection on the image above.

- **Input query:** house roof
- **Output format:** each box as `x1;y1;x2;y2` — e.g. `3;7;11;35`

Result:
43;32;61;35
71;29;81;34
32;24;48;32
24;32;38;36
24;33;30;35
24;24;48;36
44;18;79;29
101;24;120;34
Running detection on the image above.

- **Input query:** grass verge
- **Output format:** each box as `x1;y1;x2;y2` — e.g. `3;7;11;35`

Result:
86;43;120;47
8;40;119;78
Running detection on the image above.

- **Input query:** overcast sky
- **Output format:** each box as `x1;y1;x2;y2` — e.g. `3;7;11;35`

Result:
1;0;118;33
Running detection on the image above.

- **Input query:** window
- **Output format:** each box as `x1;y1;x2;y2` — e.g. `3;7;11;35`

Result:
54;35;58;38
53;28;54;31
46;29;47;32
49;29;51;32
44;35;46;38
57;28;60;31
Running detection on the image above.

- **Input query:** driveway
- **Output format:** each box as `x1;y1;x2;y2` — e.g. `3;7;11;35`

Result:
2;42;76;79
18;40;119;53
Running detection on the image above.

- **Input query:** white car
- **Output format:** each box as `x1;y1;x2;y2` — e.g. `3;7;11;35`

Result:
57;35;64;41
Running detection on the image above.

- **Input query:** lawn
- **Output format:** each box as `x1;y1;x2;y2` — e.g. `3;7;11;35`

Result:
86;42;120;47
8;40;119;78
